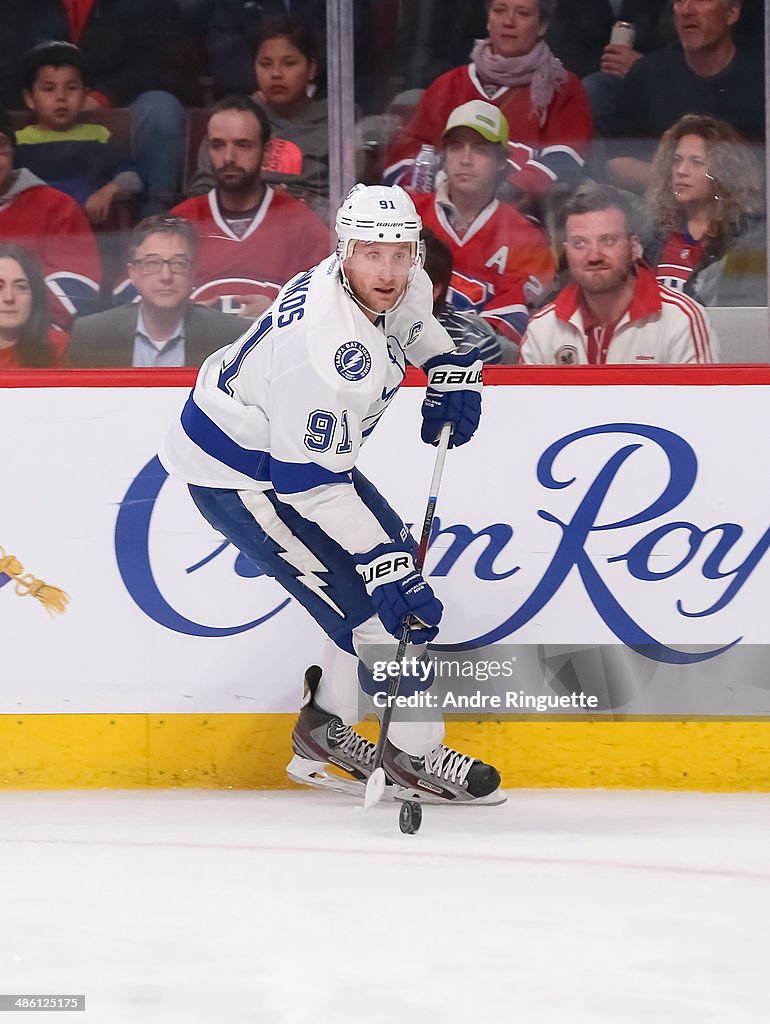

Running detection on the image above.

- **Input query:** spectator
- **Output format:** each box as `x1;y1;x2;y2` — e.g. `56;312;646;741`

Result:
412;100;554;354
608;0;764;192
169;96;329;317
546;0;671;137
205;0;398;113
69;216;248;367
0;243;68;368
0;113;101;326
521;181;720;363
646;114;765;303
384;0;593;206
546;0;670;80
422;227;514;364
190;16;329;216
3;1;188;214
206;0;326;97
15;42;142;224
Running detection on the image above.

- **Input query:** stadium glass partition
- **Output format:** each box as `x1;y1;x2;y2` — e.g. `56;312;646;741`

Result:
345;0;769;365
0;1;766;367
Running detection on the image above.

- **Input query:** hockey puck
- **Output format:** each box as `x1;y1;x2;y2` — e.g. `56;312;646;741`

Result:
398;800;422;834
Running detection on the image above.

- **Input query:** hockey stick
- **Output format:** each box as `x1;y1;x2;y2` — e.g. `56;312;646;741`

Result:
363;421;453;810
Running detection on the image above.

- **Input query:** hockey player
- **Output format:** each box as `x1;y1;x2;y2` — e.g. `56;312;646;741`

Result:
160;183;504;805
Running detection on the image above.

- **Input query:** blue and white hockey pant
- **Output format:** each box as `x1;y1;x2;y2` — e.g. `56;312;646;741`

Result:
188;470;443;752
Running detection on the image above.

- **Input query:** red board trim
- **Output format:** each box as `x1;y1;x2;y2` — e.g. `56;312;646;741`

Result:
2;364;770;388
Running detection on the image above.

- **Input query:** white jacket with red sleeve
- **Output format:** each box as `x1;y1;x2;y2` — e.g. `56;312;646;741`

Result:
520;264;720;365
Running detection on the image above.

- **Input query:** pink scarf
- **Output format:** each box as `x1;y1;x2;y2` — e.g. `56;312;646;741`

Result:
471;38;568;127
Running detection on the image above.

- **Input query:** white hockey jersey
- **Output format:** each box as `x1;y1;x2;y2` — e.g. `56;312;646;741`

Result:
160;255;455;554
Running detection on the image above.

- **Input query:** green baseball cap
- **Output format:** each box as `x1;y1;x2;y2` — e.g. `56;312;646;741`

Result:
442;100;509;146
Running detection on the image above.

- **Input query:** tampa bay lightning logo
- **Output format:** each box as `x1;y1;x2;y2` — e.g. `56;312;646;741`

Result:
334;341;371;381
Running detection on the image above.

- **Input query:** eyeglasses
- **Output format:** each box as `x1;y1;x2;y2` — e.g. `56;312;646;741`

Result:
129;256;193;275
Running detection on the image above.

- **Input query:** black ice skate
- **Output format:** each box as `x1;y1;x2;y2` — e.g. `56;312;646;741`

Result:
286;666;379;798
383;740;506;805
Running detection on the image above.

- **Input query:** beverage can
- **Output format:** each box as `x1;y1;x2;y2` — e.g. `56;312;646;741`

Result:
610;21;636;47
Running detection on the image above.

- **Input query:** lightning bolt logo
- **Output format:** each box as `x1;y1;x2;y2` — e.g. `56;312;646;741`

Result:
238;491;345;617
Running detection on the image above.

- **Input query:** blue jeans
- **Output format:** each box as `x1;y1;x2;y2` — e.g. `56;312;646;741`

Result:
130;90;185;214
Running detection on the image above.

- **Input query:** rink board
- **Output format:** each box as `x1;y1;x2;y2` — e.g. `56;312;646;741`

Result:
2;715;770;791
3;366;770;789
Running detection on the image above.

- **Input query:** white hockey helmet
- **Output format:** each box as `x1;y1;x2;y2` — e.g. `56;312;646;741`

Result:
335;183;423;264
335;184;424;314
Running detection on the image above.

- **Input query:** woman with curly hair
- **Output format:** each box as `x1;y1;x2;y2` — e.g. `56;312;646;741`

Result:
0;243;67;368
646;114;765;305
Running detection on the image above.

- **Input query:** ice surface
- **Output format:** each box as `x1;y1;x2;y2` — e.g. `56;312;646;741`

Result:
1;788;769;1023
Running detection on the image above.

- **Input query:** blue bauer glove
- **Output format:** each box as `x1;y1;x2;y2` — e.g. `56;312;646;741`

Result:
355;542;443;643
421;344;483;448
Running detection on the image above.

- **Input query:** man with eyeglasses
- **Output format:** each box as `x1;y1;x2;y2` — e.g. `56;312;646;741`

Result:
68;215;248;367
521;182;720;364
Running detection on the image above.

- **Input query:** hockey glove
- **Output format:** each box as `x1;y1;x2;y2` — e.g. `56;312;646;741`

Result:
355;542;443;643
421;344;483;448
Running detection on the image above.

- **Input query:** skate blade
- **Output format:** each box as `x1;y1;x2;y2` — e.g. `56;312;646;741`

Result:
389;784;508;806
287;754;392;801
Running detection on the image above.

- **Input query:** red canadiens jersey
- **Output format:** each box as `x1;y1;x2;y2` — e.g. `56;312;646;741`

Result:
0;182;101;327
413;192;555;342
169;187;330;313
385;64;592;197
656;231;703;293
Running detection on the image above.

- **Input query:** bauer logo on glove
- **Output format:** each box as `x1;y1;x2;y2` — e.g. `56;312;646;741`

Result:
358;553;412;586
421;344;483;448
429;368;483;387
355;541;443;643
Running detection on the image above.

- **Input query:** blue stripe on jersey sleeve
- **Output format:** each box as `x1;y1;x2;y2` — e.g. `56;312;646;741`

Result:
180;394;271;481
271;459;351;494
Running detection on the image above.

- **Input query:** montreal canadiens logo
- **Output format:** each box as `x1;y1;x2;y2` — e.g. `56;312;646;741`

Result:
334;340;371;381
555;345;578;365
